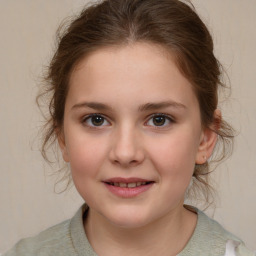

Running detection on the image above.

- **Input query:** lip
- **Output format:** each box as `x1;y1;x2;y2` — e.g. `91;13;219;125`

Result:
103;177;155;198
103;177;151;183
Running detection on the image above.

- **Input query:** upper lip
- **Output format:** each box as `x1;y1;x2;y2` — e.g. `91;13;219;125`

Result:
103;177;154;183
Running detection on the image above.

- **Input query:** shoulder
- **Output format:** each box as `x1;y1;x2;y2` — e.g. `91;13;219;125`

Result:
3;219;75;256
197;210;255;255
197;209;241;242
3;204;95;256
179;206;255;256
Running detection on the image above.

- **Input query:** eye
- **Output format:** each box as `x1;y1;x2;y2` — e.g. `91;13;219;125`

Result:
146;114;173;127
83;114;110;127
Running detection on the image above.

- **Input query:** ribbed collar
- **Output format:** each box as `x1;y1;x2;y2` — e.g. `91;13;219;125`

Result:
69;204;237;256
70;204;97;256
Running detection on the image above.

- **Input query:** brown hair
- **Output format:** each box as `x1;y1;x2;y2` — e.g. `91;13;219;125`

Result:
39;0;234;201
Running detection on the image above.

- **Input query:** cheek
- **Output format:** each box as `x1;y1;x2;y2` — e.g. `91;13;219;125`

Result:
147;131;199;179
66;136;109;202
66;136;108;179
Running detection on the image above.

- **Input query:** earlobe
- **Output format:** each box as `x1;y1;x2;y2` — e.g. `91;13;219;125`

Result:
196;109;221;164
195;129;217;164
57;131;70;163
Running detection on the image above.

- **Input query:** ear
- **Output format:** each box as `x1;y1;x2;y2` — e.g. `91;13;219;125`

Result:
57;129;70;163
196;109;221;164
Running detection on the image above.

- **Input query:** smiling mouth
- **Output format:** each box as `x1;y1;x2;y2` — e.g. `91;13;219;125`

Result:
103;178;155;198
105;181;154;188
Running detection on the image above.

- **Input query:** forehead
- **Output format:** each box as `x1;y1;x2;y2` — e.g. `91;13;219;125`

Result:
71;43;174;82
67;42;199;110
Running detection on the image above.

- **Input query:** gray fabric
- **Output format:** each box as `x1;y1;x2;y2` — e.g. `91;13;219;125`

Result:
3;204;253;256
3;205;95;256
178;208;241;256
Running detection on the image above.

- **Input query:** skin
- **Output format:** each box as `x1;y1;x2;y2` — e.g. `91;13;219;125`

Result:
58;42;218;256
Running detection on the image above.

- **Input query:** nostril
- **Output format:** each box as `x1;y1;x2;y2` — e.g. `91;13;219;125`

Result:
109;141;145;166
113;158;140;166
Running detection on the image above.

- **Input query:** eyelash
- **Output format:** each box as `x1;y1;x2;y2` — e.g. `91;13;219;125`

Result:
145;113;175;128
81;113;175;129
82;113;110;128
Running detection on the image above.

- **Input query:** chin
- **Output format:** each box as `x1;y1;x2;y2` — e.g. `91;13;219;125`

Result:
104;208;154;229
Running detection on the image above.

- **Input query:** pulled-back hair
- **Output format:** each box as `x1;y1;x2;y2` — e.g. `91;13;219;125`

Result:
39;0;234;202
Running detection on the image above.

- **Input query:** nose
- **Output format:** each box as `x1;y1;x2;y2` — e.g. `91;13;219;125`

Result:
109;125;145;167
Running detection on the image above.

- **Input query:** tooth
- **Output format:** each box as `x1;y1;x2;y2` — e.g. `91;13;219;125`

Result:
141;182;146;185
128;183;136;188
136;182;142;186
120;183;127;188
114;182;119;187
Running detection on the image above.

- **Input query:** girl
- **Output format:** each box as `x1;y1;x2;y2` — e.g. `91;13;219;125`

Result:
4;0;255;255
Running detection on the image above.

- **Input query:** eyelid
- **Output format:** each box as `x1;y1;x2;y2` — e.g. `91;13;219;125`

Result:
82;113;111;127
145;113;175;128
81;112;175;129
149;113;174;120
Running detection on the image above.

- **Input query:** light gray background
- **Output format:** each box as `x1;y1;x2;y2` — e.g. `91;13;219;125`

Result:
0;0;255;253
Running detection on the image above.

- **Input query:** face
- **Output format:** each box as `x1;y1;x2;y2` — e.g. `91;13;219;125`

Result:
59;43;215;228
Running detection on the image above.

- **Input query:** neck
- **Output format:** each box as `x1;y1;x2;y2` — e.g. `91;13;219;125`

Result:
84;203;197;256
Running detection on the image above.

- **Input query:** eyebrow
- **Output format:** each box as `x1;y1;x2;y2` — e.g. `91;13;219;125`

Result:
72;102;113;111
71;100;186;111
138;101;187;111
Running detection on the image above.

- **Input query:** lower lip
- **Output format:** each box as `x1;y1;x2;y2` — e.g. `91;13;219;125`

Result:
104;183;154;198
